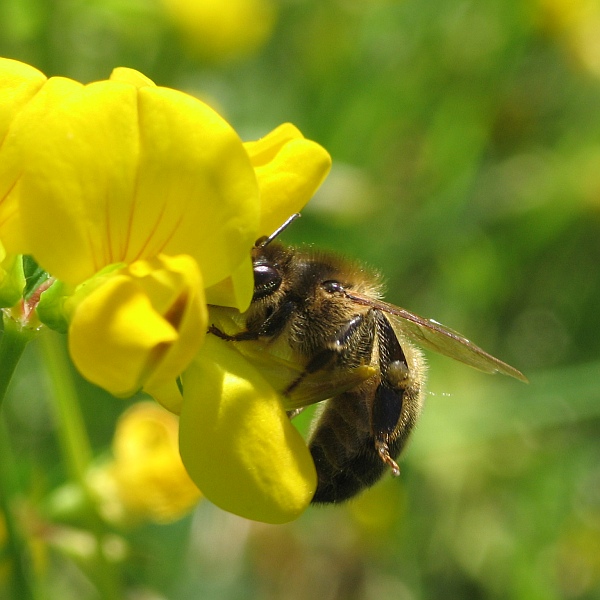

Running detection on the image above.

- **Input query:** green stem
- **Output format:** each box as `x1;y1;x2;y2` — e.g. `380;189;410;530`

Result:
0;313;38;600
39;331;92;481
39;330;122;599
0;420;39;600
0;314;33;410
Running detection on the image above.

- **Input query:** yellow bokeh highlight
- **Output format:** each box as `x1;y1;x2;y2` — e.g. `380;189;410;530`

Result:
161;0;278;62
89;402;201;524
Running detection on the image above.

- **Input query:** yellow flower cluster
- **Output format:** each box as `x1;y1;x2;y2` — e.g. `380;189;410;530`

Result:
0;58;331;523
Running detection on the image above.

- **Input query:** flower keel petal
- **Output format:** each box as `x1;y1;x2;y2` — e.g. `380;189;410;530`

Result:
68;255;206;398
179;336;316;524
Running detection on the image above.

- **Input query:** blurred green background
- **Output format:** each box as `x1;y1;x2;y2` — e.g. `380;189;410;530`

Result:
1;0;600;598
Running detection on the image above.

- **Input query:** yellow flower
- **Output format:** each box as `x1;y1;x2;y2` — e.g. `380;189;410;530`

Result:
88;402;201;524
0;57;333;524
161;0;277;63
0;59;258;399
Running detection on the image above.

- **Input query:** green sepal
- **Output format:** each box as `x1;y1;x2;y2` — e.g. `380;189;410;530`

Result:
37;279;70;333
0;254;26;308
22;255;49;300
36;263;126;334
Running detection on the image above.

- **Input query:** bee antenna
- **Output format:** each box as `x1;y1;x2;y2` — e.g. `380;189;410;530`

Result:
256;213;301;248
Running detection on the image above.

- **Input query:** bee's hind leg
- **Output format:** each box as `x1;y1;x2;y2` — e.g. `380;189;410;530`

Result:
371;311;412;476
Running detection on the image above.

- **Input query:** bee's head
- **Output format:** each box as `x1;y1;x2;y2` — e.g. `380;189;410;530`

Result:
250;214;300;301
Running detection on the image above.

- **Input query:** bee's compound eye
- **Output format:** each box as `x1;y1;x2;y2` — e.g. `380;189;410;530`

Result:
322;280;345;294
252;264;282;300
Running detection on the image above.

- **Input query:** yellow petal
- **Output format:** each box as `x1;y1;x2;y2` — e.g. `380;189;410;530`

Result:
109;67;155;88
68;254;206;397
243;123;303;163
204;254;254;311
0;58;47;140
144;379;184;415
179;335;316;523
11;72;260;287
133;86;259;288
244;123;332;236
142;255;207;391
0;58;47;251
7;76;140;280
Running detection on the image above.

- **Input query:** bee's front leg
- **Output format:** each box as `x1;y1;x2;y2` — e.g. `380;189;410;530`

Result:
208;325;258;342
208;325;259;341
208;300;298;342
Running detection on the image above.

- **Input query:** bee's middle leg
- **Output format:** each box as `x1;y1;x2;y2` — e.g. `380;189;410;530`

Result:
283;313;375;396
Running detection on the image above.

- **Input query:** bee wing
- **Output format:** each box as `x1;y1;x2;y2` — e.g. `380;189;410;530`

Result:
284;365;377;410
345;292;528;382
233;334;378;409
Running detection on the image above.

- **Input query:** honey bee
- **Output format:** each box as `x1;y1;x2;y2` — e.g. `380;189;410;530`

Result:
209;215;527;504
